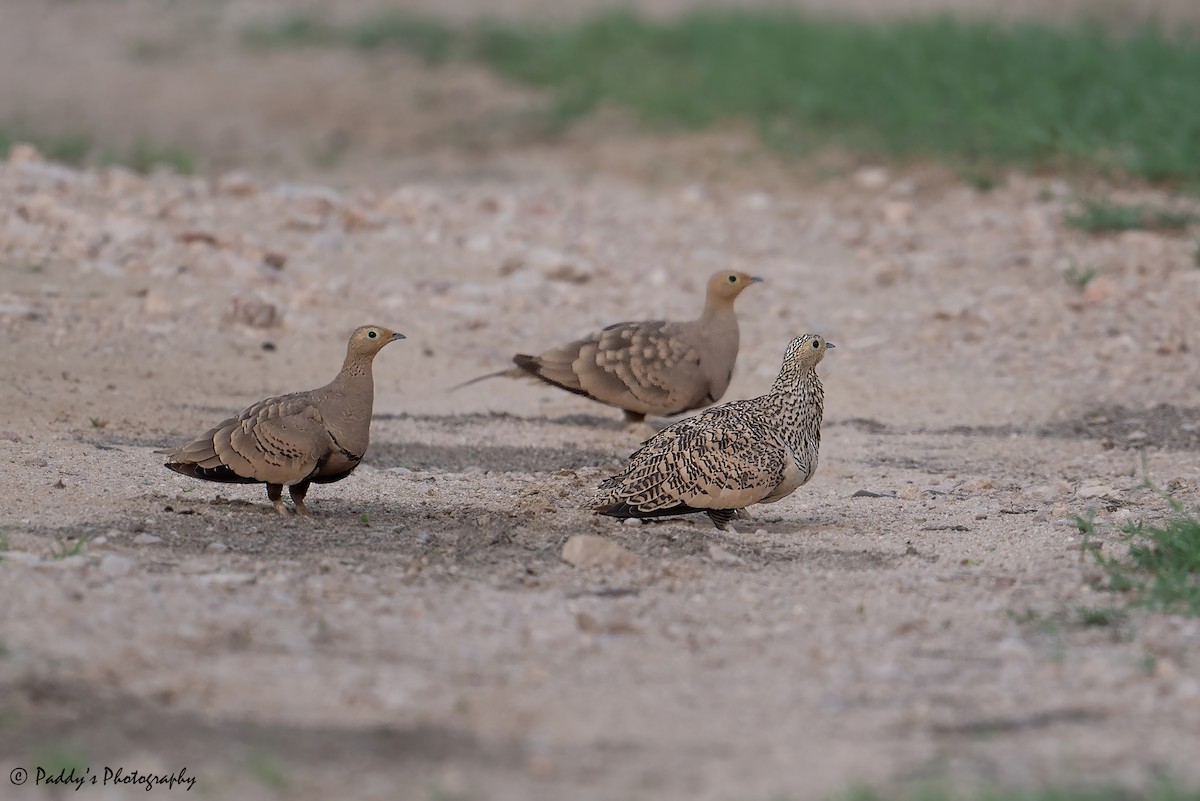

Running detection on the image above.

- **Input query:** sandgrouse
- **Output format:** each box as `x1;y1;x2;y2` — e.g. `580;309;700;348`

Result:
591;333;833;530
455;270;761;423
163;325;405;515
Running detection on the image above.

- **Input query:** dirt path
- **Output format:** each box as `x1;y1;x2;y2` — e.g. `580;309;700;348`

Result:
2;2;1200;800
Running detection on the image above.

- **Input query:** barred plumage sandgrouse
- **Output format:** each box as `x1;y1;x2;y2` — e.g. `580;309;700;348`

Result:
592;334;832;530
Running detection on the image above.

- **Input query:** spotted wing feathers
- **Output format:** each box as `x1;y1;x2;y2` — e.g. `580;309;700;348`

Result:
164;394;333;486
515;320;710;417
592;400;787;516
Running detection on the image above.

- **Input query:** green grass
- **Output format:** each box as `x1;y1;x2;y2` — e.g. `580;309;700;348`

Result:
1065;199;1197;233
1;127;195;174
243;11;453;63
50;535;89;561
1063;263;1098;288
1075;605;1128;627
0;126;91;166
32;745;90;777
244;751;288;790
243;10;1200;183
100;139;197;175
1080;491;1200;616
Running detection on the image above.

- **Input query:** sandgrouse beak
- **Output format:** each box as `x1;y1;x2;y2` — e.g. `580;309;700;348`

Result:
749;276;764;283
391;332;407;341
825;342;835;348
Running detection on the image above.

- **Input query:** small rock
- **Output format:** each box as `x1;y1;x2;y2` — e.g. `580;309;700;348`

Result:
223;295;280;329
98;554;135;576
34;555;87;570
527;247;593;284
897;485;923;501
199;572;256;588
1084;275;1117;303
7;142;42;164
708;544;742;564
205;542;229;554
853;166;889;190
622;517;642;527
262;251;287;270
754;528;767;536
498;255;525;276
1076;485;1114;500
867;260;906;287
561;535;638;570
142;289;173;316
882;201;914;225
679;184;707;205
132;533;163;546
1021;485;1058;502
1154;658;1180;680
543;262;593;284
575;611;639;635
216;170;257;197
738;192;772;210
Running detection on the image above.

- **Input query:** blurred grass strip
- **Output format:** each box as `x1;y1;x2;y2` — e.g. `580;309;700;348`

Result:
247;9;1199;184
473;11;1200;183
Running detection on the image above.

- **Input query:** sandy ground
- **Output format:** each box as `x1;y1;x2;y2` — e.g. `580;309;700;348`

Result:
2;2;1200;800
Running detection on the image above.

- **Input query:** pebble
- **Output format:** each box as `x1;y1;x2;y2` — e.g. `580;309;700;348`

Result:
205;542;229;554
853;166;889;190
1076;485;1114;500
216;170;257;197
708;544;742;564
7;142;43;164
1021;485;1058;502
561;535;638;570
738;192;772;210
1084;274;1118;303
33;555;88;570
882;201;914;225
199;572;256;588
98;553;135;575
132;533;163;546
1111;508;1134;526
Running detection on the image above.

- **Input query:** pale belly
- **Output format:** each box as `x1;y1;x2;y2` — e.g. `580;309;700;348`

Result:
760;452;815;504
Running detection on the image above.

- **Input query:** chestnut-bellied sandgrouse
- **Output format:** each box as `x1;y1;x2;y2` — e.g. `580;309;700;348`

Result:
454;271;761;423
163;325;405;515
592;334;832;530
